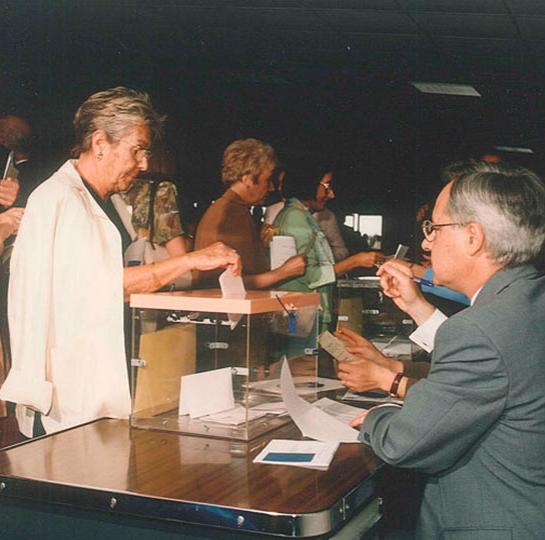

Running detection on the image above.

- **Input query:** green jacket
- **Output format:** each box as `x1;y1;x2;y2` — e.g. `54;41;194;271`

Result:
273;198;336;329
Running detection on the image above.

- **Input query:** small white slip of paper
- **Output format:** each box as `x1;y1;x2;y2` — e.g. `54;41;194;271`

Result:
253;439;339;470
312;397;365;425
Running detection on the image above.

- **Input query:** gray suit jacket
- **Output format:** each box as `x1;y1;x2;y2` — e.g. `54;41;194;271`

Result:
361;265;545;539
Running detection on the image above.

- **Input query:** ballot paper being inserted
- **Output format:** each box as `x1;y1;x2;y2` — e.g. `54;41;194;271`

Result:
253;439;339;471
280;359;359;443
179;367;235;418
270;235;297;270
218;268;246;330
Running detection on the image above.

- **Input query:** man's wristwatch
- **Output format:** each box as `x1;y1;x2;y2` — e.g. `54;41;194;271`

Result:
388;372;404;397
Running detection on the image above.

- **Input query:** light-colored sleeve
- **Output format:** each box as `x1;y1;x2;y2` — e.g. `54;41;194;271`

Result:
278;208;335;289
360;314;508;474
409;308;448;352
0;189;58;413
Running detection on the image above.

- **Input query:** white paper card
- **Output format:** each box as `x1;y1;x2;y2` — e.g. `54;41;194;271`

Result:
253;439;339;470
373;337;413;357
218;268;246;329
313;397;365;425
219;268;246;298
179;367;235;418
270;235;297;270
280;359;359;443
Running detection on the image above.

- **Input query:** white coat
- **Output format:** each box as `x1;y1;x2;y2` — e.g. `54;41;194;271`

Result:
0;160;131;436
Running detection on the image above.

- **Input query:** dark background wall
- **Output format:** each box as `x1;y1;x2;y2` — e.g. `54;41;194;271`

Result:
3;0;545;252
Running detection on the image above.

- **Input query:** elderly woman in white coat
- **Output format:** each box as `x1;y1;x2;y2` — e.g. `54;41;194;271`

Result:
0;87;240;437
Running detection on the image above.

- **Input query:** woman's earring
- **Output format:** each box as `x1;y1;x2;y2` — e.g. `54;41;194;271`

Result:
97;151;103;161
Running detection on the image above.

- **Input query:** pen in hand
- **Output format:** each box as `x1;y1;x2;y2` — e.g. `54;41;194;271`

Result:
412;276;435;288
373;261;435;287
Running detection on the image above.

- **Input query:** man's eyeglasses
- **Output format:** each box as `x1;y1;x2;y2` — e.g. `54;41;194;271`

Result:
421;219;462;241
118;139;152;161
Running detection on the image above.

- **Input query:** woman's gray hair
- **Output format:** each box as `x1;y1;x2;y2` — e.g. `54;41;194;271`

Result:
72;87;165;156
448;161;545;266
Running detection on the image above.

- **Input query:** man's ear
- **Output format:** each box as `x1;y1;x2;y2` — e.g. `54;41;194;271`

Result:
466;222;486;256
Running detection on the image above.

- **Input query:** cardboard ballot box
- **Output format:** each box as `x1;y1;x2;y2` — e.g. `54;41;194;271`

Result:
130;289;320;441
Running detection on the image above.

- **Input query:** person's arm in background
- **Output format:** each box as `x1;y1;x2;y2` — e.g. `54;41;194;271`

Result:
243;254;306;289
165;235;187;256
0;178;20;208
334;251;384;275
150;181;188;257
0;207;24;250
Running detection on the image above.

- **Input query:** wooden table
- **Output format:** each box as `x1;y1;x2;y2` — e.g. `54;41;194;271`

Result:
0;418;381;539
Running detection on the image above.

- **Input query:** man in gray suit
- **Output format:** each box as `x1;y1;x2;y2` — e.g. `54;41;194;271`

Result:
352;162;545;539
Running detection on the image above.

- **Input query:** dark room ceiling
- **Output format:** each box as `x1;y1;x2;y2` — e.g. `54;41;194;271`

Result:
3;0;545;236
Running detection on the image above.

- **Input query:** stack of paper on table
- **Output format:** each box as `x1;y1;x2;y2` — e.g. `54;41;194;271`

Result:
250;401;288;415
253;439;339;470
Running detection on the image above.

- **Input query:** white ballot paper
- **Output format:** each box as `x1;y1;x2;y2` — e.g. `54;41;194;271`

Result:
270;235;297;270
219;268;246;330
250;401;288;415
179;367;235;418
313;397;366;425
280;359;359;443
253;439;339;470
373;337;413;357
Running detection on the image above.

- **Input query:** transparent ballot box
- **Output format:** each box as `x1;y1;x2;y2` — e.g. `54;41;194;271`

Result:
130;289;320;441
